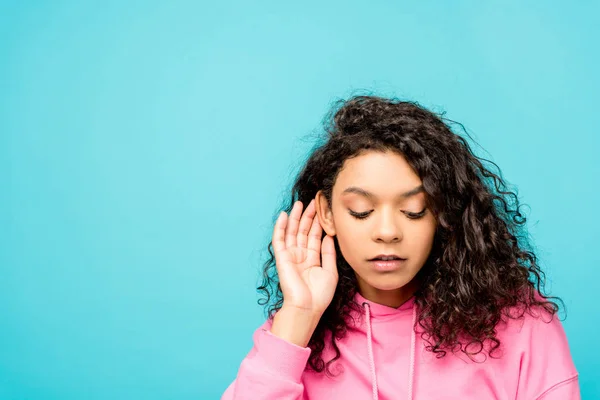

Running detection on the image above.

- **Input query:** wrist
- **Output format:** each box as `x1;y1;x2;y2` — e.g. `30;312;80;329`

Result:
270;305;322;348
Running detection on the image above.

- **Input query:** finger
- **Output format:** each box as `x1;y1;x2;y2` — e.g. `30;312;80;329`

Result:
321;234;338;276
306;210;323;254
285;201;302;249
296;199;316;249
272;211;287;255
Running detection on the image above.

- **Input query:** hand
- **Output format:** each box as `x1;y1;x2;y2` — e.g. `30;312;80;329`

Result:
272;199;338;316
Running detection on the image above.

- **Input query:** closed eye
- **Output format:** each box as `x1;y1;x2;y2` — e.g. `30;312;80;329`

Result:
349;209;427;220
349;210;371;219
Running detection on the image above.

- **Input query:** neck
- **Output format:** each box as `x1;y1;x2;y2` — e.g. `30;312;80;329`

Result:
357;277;420;308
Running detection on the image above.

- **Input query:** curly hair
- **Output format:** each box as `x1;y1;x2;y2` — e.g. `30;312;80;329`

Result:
257;94;563;375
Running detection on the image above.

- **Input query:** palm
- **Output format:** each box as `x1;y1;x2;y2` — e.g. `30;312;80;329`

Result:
273;199;338;315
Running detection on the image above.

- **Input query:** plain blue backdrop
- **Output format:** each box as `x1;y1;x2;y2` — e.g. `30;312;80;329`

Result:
1;1;598;398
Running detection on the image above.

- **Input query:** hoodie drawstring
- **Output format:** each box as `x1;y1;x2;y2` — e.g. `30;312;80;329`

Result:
362;301;417;400
407;303;416;400
363;302;379;400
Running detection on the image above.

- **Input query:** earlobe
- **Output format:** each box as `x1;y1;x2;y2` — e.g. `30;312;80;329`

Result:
315;191;336;237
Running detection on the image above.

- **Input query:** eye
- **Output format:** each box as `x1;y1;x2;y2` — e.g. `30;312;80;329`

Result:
349;210;371;220
348;208;427;220
405;209;427;219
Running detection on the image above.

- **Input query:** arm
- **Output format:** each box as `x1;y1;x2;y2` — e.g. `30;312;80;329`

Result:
222;199;336;399
221;307;321;400
515;310;580;400
535;375;580;400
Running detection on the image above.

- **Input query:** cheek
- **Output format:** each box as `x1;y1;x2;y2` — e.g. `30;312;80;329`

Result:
333;220;366;261
333;214;362;237
408;222;437;250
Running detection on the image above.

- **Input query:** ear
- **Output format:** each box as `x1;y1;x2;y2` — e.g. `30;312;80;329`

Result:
315;190;336;237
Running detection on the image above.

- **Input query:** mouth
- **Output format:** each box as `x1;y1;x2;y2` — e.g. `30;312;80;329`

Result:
369;258;407;272
368;254;406;261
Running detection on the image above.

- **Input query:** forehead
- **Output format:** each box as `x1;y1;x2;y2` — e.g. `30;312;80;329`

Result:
333;151;422;196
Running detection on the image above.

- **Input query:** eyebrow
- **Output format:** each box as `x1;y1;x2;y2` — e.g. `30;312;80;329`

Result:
341;184;425;200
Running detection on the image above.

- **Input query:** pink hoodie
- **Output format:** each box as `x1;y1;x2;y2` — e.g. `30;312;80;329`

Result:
222;292;580;399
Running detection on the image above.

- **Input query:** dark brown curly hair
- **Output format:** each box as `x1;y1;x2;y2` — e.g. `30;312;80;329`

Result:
257;94;563;375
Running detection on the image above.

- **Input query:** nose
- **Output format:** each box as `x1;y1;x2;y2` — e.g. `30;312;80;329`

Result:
372;208;402;243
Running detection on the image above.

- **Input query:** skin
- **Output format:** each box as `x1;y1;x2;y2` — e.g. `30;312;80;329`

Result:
315;150;438;308
269;149;437;346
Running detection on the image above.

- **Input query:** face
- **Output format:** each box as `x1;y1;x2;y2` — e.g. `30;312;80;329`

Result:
315;150;437;306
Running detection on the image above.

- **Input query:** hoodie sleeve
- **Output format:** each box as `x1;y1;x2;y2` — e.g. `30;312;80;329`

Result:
533;375;580;400
221;317;312;400
515;309;581;400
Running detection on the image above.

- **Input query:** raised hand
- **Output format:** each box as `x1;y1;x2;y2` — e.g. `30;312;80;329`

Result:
272;199;338;316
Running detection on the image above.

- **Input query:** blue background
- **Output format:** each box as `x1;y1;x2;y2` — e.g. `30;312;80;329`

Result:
1;1;598;398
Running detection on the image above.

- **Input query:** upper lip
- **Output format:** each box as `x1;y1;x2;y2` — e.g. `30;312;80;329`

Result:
369;254;406;261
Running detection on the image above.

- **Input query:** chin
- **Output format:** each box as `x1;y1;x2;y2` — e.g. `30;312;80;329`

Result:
364;274;415;291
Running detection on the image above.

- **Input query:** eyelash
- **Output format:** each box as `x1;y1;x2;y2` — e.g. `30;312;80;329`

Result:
349;209;427;220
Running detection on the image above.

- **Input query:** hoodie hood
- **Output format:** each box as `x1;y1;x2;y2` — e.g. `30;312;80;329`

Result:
354;292;417;400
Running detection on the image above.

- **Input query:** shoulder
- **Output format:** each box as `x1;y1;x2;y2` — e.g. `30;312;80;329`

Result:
497;304;579;399
497;301;571;352
497;303;572;355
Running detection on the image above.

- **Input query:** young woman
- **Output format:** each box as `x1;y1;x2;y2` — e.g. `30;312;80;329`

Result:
221;95;580;399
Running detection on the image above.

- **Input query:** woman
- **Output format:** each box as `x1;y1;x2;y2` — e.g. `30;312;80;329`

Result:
221;95;580;399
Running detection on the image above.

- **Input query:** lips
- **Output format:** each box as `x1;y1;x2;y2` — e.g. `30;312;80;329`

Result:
370;258;407;272
369;254;406;261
